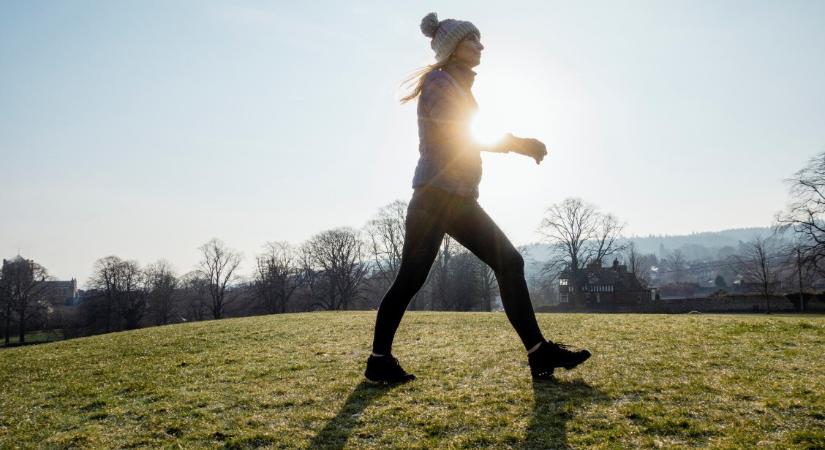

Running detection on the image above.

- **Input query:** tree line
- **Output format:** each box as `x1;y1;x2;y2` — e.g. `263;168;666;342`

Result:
1;199;549;341
5;151;825;342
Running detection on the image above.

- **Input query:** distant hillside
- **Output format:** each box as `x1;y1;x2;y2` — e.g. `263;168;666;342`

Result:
623;227;777;256
521;226;779;264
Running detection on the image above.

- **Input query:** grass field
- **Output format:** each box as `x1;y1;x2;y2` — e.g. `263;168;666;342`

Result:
0;329;64;347
1;312;823;449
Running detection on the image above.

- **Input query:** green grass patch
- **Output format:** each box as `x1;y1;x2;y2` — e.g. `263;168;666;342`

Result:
1;329;64;347
1;313;823;448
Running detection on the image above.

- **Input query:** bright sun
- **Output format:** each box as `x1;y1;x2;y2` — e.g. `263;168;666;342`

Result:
471;111;507;146
469;62;560;150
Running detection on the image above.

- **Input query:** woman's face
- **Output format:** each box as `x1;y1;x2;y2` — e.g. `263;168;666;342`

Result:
451;34;484;67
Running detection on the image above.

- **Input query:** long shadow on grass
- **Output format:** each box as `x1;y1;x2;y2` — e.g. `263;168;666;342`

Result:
307;380;399;450
522;378;607;449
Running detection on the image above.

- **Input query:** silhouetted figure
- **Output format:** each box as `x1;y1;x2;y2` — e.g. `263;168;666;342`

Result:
366;12;590;383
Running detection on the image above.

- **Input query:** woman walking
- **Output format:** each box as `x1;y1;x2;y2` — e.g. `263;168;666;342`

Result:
366;13;591;383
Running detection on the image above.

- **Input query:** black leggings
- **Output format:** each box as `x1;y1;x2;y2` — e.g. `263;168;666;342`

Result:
371;186;545;355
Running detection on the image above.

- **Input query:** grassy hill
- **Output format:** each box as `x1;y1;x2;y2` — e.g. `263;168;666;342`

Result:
1;312;823;449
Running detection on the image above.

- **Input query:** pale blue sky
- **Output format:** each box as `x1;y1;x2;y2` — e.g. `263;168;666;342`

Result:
2;1;824;285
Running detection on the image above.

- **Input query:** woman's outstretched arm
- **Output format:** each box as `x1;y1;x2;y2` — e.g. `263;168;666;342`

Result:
478;133;548;164
474;139;509;154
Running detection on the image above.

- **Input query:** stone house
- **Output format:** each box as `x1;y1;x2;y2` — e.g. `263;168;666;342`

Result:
558;259;653;308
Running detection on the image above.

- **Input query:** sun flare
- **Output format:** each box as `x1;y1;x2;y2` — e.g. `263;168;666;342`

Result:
470;111;507;147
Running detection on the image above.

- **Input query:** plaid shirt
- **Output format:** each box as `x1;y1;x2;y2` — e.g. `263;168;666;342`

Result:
411;65;485;198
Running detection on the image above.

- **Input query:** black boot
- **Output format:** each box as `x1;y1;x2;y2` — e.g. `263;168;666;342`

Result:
364;354;416;383
528;341;591;379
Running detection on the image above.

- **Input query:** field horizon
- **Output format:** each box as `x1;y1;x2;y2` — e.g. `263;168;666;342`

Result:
1;312;823;449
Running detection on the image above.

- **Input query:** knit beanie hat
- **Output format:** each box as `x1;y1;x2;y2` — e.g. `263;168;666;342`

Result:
420;12;480;63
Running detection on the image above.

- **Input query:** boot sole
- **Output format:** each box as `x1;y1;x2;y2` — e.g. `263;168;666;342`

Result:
364;371;416;384
530;369;555;380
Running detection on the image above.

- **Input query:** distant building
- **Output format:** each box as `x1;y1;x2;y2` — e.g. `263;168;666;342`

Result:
42;279;80;306
2;256;79;306
558;259;653;307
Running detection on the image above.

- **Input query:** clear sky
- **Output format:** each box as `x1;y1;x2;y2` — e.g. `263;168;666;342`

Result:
2;1;824;286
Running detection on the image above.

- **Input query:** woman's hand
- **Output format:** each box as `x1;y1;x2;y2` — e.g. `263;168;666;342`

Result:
505;133;548;165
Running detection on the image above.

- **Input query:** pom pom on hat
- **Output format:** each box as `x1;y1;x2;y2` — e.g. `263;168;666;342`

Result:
420;12;440;38
418;12;480;63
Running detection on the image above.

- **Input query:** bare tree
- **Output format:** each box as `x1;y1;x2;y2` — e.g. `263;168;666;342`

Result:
180;270;209;321
430;235;457;310
302;228;369;310
662;249;687;283
538;198;625;295
197;238;242;320
538;198;597;275
775;240;814;311
785;240;817;311
623;241;656;287
1;257;50;344
253;241;301;314
625;242;642;278
777;151;825;275
296;245;323;309
118;260;148;330
592;213;626;264
637;253;658;287
89;256;119;333
444;250;482;311
146;260;178;325
478;263;496;311
88;256;148;331
365;200;408;285
738;237;780;312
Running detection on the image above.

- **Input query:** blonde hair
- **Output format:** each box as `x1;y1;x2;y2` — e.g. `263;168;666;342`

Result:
399;59;451;104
